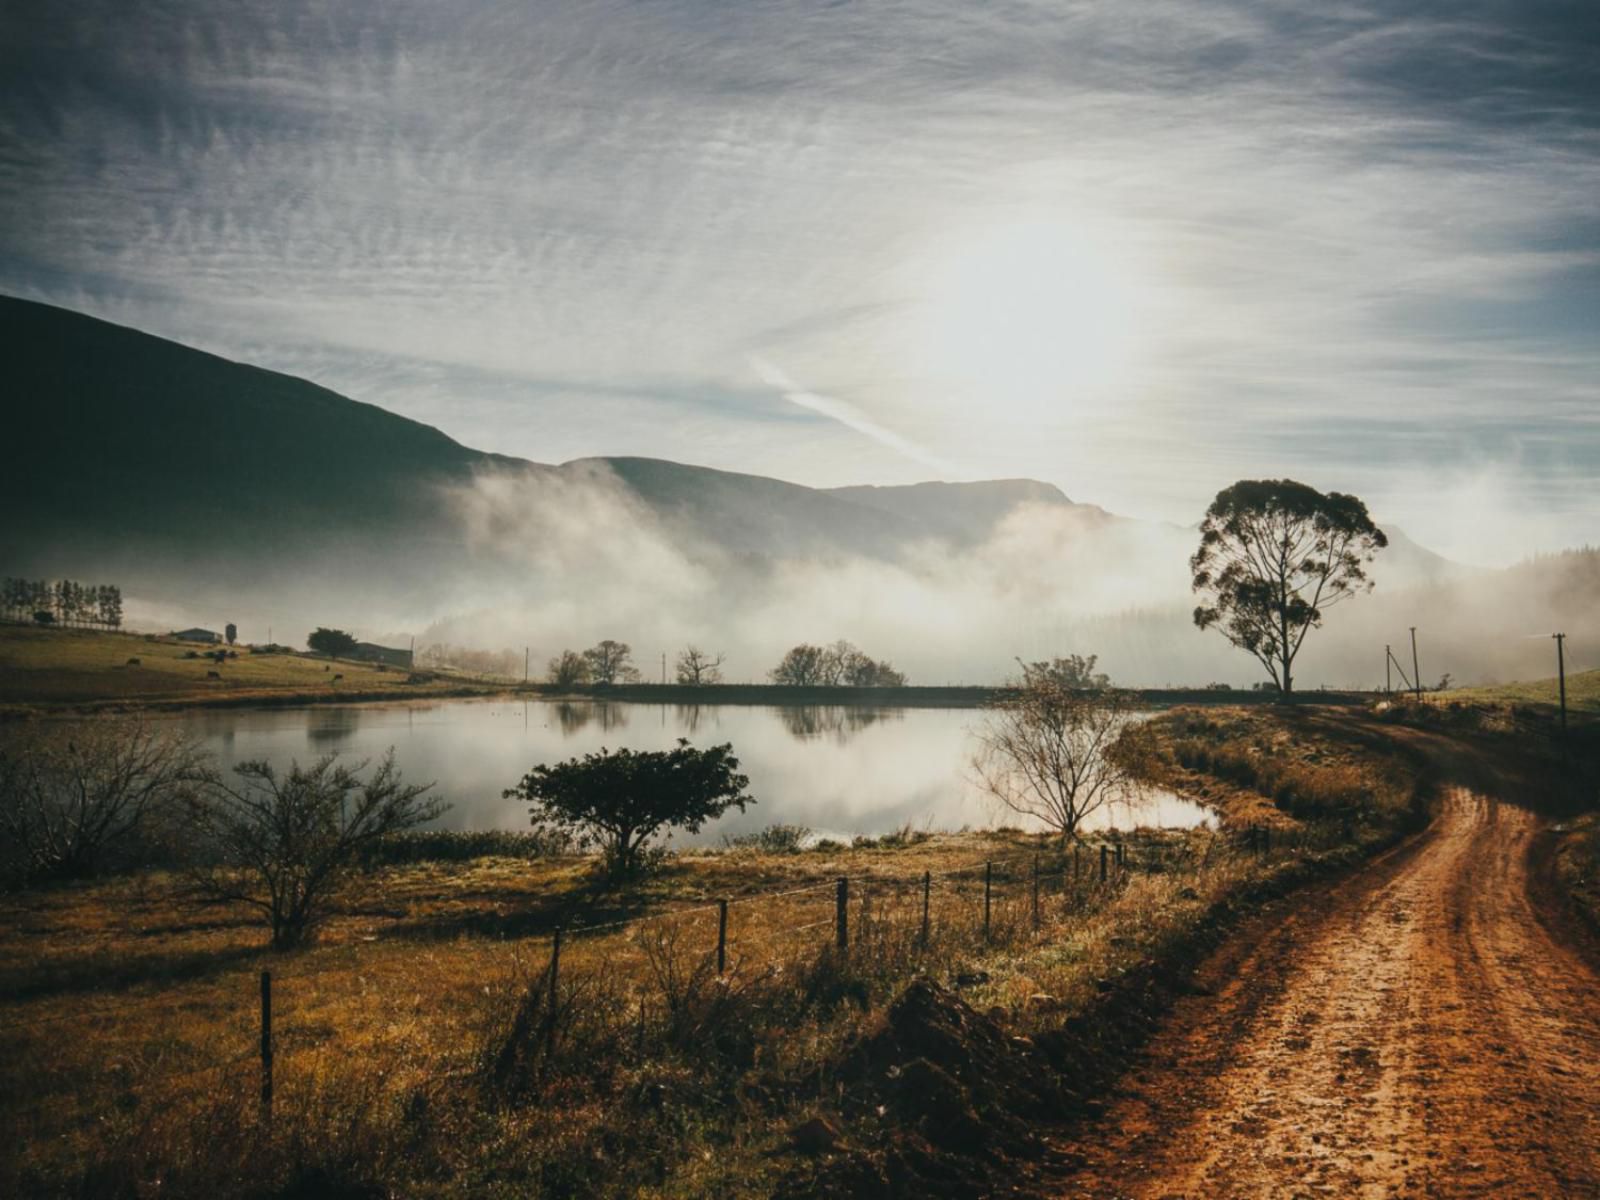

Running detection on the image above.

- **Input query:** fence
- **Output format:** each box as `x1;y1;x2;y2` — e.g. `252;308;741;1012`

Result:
3;818;1343;1135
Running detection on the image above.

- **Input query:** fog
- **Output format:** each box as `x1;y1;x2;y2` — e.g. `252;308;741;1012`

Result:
401;465;1594;690
101;461;1591;691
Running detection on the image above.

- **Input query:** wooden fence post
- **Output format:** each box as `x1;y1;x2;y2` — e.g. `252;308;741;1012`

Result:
1032;855;1040;930
546;927;562;1060
835;877;849;952
716;899;729;974
259;970;272;1123
921;870;931;947
983;861;993;941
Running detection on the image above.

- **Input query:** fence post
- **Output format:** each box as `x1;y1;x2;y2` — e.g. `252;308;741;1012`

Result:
259;970;272;1123
716;898;729;974
835;877;849;952
983;861;993;941
921;870;931;948
1032;855;1040;930
1100;844;1108;883
546;927;562;1061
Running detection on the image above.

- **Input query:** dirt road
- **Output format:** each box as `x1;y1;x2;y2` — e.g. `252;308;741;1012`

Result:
1055;766;1600;1197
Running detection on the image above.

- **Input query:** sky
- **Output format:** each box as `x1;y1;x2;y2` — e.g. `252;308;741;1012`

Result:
2;0;1596;564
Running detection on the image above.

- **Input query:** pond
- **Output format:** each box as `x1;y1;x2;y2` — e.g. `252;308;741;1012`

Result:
167;699;1210;844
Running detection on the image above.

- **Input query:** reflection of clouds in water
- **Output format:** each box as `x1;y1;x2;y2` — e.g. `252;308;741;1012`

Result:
776;706;904;743
173;700;1209;842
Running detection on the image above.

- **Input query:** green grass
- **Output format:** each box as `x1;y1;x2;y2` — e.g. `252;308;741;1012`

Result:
0;624;488;707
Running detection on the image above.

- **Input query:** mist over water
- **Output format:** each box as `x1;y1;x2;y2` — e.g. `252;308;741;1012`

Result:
167;699;1210;843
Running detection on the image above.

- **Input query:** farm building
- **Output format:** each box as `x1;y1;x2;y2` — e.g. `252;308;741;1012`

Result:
172;627;220;644
351;641;413;669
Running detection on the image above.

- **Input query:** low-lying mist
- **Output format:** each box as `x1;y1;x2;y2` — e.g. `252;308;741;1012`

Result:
408;465;1594;690
96;461;1594;691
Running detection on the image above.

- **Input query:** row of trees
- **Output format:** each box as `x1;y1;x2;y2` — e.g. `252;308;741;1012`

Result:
768;640;906;687
1;578;123;629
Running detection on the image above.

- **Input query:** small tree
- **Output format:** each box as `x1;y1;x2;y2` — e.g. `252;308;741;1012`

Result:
225;623;237;646
0;719;208;882
187;752;443;948
675;646;725;685
1191;479;1386;699
584;639;639;685
971;672;1140;844
548;650;592;687
308;627;358;658
504;740;752;878
1015;654;1110;690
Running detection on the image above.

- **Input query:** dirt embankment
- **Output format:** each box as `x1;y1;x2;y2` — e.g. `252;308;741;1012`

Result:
1052;724;1600;1199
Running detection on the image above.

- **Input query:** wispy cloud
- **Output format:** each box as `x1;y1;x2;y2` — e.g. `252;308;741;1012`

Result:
1;0;1596;559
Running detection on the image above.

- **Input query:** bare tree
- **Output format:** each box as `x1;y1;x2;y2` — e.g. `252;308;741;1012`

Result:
0;718;208;881
675;645;725;685
971;674;1141;843
548;650;591;687
186;752;443;948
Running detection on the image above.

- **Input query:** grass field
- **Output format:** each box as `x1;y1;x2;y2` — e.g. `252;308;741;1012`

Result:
0;624;489;708
0;707;1426;1198
1447;666;1600;713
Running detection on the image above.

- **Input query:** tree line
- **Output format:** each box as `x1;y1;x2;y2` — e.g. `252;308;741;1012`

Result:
541;638;907;687
2;577;123;629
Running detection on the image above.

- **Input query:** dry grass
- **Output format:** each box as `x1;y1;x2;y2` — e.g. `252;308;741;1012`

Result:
0;624;485;708
1;707;1422;1198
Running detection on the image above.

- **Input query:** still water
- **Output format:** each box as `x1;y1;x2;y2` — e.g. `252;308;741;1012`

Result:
168;700;1209;844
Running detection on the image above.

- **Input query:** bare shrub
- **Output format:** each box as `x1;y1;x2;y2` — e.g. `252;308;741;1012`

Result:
0;718;207;883
186;751;444;948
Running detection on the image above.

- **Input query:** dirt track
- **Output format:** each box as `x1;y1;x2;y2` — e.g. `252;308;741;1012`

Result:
1055;733;1600;1198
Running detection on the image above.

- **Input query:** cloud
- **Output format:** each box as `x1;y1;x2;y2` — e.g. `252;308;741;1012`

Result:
0;0;1596;561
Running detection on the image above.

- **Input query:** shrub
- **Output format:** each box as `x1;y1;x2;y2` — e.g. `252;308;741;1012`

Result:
719;823;810;854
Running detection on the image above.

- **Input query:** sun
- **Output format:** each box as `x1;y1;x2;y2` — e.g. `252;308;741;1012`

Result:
905;218;1140;419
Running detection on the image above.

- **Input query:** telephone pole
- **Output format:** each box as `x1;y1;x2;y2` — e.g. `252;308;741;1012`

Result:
1553;632;1568;734
524;646;529;684
1385;645;1391;694
1409;627;1421;699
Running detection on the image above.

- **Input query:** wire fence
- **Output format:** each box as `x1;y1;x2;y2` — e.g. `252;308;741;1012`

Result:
2;819;1343;1133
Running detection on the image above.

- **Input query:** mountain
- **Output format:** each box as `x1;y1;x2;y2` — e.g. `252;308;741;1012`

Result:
5;293;1513;679
0;296;1115;580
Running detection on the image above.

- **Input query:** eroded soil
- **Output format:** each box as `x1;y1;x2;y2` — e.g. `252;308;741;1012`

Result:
1055;729;1600;1199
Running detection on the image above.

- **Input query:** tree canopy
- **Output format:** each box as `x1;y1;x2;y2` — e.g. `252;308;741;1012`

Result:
1190;479;1386;697
504;740;752;877
769;640;906;687
308;627;358;658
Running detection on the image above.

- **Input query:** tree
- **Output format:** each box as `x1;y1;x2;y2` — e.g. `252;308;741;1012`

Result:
187;752;443;948
225;623;237;646
32;609;54;626
1015;654;1110;690
308;627;358;658
505;740;752;877
770;643;828;686
971;671;1141;844
0;718;208;882
1191;479;1387;699
675;646;725;685
547;649;592;687
583;639;639;684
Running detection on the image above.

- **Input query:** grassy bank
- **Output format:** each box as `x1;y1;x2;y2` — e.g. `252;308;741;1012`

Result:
1448;666;1600;714
0;705;1427;1199
0;625;490;710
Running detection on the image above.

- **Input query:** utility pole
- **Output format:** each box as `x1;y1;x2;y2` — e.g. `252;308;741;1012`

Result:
1409;627;1421;699
1553;632;1568;734
1385;645;1391;694
662;652;667;685
524;646;529;684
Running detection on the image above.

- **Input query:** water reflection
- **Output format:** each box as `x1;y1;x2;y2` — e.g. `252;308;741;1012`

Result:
552;701;628;736
776;705;904;742
169;700;1210;843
